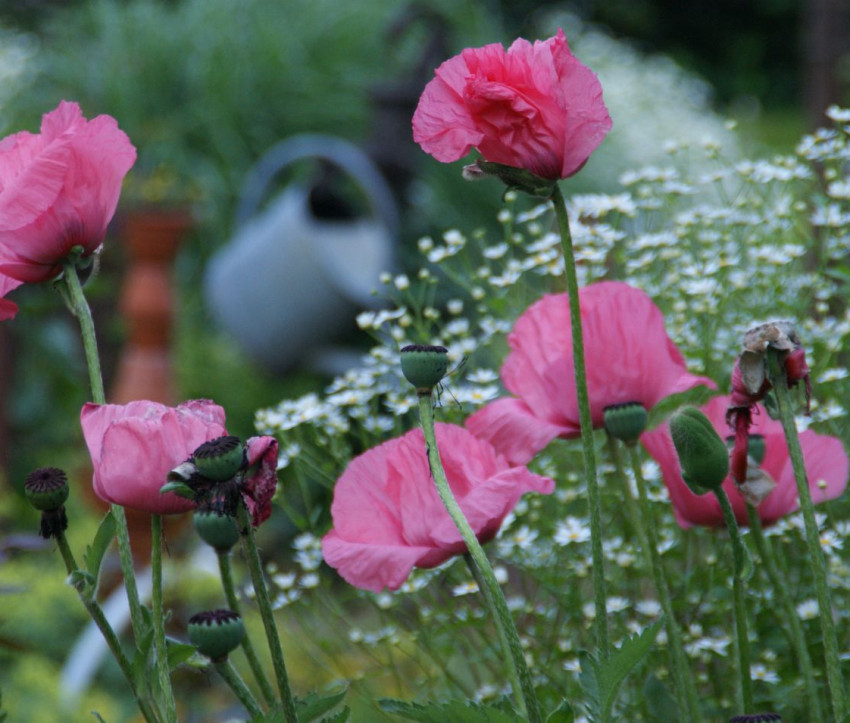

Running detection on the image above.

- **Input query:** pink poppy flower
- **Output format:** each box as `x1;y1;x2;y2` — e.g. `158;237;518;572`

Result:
412;28;611;180
0;100;136;308
466;282;715;465
81;399;228;515
241;435;279;527
0;273;20;320
321;423;554;592
642;396;848;528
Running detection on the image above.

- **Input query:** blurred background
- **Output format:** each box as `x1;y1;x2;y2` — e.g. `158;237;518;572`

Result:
0;0;847;719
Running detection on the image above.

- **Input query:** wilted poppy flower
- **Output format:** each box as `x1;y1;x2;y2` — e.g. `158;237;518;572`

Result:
466;282;714;465
642;396;848;528
412;28;611;180
0;100;136;315
81;399;228;515
239;435;279;526
321;423;554;592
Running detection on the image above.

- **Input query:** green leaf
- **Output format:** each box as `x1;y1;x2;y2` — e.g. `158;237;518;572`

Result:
165;639;197;671
69;569;96;591
319;709;350;723
643;674;679;721
545;700;574;722
582;621;664;721
83;510;115;593
378;698;521;722
295;688;349;722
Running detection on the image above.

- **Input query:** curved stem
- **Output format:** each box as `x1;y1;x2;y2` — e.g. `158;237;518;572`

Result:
747;505;823;720
550;184;608;660
418;394;541;722
766;347;845;720
714;488;753;714
214;660;265;719
237;503;298;722
626;444;703;723
60;262;147;660
151;516;177;723
55;531;161;723
218;550;277;707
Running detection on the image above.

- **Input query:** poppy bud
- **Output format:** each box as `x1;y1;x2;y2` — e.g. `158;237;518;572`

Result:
400;345;448;394
603;402;648;445
193;436;245;482
670;407;730;494
194;510;240;551
188;609;244;661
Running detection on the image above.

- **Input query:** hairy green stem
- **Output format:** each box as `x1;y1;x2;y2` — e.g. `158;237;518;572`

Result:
56;531;160;723
418;394;541;723
151;516;177;722
218;550;277;706
626;444;703;722
237;503;298;722
550;184;608;659
747;505;823;720
214;660;265;719
714;488;752;714
60;262;148;668
766;347;845;719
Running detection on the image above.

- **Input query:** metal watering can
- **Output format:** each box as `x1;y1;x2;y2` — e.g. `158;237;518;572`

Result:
204;134;398;372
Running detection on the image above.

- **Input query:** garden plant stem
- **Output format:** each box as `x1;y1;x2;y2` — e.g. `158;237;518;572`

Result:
60;262;148;661
217;550;277;706
55;531;161;723
714;488;753;714
214;660;265;719
766;347;846;719
151;515;178;723
550;184;609;660
626;444;703;723
746;505;822;720
236;503;298;722
417;394;541;723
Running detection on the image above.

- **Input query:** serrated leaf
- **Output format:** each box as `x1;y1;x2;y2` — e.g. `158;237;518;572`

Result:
294;688;348;722
545;700;574;722
643;674;679;721
578;651;601;718
379;698;521;722
579;618;664;720
319;708;350;723
83;510;115;593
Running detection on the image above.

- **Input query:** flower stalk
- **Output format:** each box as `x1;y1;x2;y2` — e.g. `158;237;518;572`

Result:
550;183;608;659
217;549;277;706
151;515;177;723
236;502;298;722
766;347;845;719
60;261;148;660
714;488;753;714
417;393;541;723
214;659;265;719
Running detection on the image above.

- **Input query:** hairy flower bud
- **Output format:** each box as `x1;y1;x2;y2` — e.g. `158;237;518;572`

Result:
400;344;448;394
188;609;244;661
670;407;730;494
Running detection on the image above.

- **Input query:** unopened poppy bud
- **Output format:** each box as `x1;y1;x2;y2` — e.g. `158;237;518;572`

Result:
670;407;729;494
194;510;240;551
603;402;648;444
400;344;448;394
188;609;244;661
193;436;245;482
24;467;69;511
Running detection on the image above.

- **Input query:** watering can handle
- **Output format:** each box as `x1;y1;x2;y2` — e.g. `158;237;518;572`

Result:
234;133;399;238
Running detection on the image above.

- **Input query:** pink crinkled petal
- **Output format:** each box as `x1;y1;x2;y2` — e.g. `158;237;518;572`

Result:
466;397;571;466
242;436;279;526
321;530;442;593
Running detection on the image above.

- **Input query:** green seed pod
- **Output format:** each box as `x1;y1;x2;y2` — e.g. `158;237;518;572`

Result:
193;436;245;482
400;345;449;394
188;609;244;661
603;402;648;445
194;510;240;551
670;407;730;494
24;467;70;512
